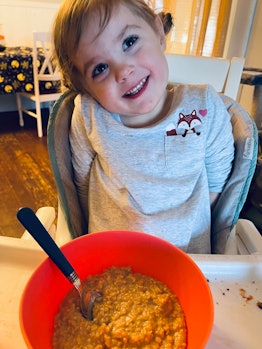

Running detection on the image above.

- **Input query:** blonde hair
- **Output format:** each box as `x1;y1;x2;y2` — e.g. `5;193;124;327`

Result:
53;0;173;92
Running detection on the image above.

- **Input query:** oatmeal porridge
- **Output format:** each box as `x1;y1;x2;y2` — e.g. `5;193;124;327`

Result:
53;266;187;349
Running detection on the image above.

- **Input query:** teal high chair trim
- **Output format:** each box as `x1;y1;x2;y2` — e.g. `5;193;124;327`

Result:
232;120;258;225
211;94;258;253
48;90;87;238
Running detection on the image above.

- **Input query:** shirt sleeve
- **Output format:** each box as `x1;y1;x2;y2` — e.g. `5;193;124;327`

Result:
205;85;235;193
69;94;96;217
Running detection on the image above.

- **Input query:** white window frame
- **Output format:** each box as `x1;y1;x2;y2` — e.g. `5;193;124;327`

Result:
223;0;257;58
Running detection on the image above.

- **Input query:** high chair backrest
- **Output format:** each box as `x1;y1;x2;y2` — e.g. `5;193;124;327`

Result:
165;54;245;100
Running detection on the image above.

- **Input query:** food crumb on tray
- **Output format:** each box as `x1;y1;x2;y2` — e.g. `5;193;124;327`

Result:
239;288;253;302
257;301;262;309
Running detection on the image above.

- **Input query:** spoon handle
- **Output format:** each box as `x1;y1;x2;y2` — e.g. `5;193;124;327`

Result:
17;207;75;278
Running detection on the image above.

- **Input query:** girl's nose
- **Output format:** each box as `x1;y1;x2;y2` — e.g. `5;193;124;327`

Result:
115;64;135;83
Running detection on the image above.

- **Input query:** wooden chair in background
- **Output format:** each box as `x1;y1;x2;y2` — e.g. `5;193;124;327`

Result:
16;32;62;138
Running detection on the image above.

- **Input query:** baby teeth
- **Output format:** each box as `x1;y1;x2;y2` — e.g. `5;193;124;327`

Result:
126;77;147;96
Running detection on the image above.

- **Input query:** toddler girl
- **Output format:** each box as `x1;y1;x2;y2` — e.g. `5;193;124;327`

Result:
53;0;234;253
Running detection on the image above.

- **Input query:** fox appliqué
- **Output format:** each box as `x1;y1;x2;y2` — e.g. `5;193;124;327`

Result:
166;110;203;137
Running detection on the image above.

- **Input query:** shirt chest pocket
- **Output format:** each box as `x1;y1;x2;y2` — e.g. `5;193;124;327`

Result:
164;133;205;174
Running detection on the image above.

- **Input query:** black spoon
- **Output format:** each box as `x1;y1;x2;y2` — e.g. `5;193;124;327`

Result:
17;207;101;320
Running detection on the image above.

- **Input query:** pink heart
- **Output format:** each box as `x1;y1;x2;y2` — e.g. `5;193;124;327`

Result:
199;109;207;116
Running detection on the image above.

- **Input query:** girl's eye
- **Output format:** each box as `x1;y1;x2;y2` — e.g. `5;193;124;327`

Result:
92;63;108;78
123;35;138;51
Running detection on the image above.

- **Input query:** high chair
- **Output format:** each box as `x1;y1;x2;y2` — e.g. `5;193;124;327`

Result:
27;54;262;253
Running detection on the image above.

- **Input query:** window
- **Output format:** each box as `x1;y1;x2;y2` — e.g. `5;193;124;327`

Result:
150;0;232;57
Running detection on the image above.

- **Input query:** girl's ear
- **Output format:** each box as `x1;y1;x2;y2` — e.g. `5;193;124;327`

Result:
155;14;166;51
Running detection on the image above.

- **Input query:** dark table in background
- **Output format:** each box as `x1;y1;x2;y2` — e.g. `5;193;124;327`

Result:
0;46;60;95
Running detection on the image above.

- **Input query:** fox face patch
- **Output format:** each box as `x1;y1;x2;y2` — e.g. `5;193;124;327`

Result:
166;110;205;137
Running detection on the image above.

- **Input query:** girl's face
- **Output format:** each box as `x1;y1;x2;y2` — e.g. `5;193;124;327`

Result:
73;4;169;127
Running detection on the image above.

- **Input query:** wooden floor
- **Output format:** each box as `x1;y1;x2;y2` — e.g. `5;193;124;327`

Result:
0;110;57;238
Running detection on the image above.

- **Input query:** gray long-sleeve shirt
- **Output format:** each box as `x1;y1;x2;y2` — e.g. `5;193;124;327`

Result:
69;84;234;253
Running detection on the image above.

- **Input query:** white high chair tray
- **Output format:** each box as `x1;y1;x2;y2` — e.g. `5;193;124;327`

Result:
0;236;261;349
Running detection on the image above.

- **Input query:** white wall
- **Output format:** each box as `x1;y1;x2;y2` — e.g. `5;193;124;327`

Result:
0;0;61;47
0;0;61;111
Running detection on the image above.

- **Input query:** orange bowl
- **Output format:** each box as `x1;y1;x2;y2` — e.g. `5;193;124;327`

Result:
20;231;213;348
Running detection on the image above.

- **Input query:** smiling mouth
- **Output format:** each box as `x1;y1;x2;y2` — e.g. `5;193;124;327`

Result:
123;76;149;98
